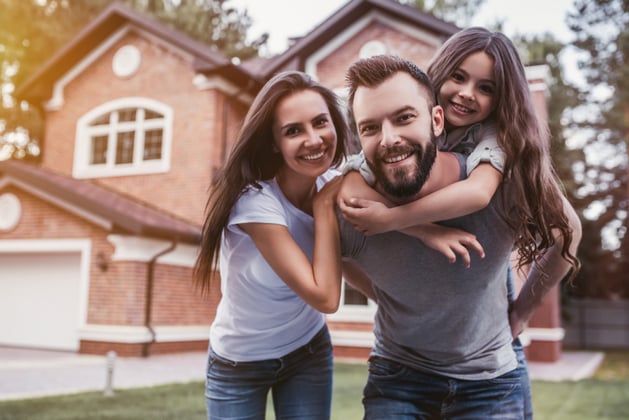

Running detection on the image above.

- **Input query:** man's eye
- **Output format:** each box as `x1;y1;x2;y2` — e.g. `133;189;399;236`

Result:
359;125;376;135
398;113;415;123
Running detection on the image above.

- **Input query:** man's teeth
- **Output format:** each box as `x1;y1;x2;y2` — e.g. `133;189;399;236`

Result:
303;151;325;160
385;152;411;163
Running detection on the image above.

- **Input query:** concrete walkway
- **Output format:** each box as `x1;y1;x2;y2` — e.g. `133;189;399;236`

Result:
0;346;605;401
0;347;207;401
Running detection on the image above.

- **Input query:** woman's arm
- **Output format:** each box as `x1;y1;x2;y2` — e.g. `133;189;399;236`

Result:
341;163;501;235
239;177;343;314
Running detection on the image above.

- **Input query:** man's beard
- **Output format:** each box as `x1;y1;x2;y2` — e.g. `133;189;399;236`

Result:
366;139;437;199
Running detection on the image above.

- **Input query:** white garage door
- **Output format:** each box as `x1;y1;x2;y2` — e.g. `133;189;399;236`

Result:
0;252;83;351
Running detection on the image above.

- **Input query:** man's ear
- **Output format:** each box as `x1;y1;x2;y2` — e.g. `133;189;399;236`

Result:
431;105;445;137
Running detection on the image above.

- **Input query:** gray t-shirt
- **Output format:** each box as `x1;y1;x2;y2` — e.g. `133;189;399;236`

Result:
340;184;518;380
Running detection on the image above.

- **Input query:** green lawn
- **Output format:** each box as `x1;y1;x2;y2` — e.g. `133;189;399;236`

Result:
1;352;628;420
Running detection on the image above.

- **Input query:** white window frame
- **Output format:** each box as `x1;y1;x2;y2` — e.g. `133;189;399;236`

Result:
73;97;173;179
327;279;377;322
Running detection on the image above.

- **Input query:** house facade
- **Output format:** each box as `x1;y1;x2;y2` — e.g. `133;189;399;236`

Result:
0;0;560;360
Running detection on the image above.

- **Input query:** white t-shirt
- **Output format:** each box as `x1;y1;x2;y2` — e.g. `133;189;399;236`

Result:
209;170;338;361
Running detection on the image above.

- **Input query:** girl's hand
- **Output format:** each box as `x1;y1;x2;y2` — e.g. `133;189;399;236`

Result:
338;197;395;235
401;223;485;268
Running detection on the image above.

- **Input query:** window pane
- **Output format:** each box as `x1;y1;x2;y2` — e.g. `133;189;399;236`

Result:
118;108;136;122
90;135;108;164
115;131;135;164
144;109;162;120
90;113;110;126
344;283;368;306
143;129;163;161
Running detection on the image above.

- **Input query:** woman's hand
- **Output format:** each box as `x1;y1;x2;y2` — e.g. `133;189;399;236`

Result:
401;223;485;268
314;176;343;211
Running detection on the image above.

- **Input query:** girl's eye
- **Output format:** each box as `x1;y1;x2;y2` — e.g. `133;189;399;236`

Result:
451;72;465;82
479;84;495;95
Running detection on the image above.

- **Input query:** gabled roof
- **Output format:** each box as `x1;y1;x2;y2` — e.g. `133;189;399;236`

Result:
253;0;460;78
16;1;258;103
0;160;201;244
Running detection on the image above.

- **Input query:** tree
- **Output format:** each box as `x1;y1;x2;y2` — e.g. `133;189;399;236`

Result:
564;0;629;298
0;0;266;160
397;0;486;27
511;32;583;194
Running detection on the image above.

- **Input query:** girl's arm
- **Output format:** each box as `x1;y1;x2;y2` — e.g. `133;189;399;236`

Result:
338;171;485;266
342;163;501;235
509;196;582;337
239;177;343;314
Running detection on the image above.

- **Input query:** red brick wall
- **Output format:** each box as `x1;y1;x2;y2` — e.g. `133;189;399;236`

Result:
0;185;217;330
316;21;443;90
0;186;106;241
151;266;218;325
41;31;247;225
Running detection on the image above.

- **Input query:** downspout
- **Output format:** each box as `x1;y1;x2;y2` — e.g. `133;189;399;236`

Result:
142;240;177;357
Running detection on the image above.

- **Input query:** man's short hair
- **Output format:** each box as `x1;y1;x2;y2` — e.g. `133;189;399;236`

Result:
345;55;436;115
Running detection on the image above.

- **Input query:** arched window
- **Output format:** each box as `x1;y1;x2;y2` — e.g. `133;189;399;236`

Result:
73;98;173;178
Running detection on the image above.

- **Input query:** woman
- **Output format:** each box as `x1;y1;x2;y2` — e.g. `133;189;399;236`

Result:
194;71;350;419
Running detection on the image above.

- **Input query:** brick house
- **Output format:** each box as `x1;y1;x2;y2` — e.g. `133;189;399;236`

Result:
0;0;560;360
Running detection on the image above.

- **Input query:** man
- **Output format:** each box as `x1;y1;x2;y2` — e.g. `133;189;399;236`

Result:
336;55;581;419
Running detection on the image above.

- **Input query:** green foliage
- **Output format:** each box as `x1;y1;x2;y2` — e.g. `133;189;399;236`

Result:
397;0;486;27
0;0;266;160
532;380;629;419
564;0;629;298
2;358;629;419
512;32;582;193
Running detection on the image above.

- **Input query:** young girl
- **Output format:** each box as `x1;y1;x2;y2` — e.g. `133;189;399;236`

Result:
339;28;580;419
194;71;351;419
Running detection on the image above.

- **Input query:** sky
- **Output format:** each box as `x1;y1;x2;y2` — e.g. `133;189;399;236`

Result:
230;0;581;84
230;0;576;51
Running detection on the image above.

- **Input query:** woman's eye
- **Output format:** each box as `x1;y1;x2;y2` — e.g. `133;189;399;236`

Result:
314;117;329;128
284;127;300;136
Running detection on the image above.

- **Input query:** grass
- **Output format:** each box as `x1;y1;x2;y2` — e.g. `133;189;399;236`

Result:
1;352;628;419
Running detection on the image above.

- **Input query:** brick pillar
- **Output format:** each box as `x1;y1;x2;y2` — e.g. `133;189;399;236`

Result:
524;285;564;362
516;64;564;363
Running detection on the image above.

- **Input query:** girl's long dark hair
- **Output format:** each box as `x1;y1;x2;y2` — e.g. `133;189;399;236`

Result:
427;27;580;277
194;71;350;293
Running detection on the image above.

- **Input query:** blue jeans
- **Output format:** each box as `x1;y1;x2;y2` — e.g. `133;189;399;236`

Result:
205;325;333;420
362;357;524;419
513;338;532;420
508;266;533;420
